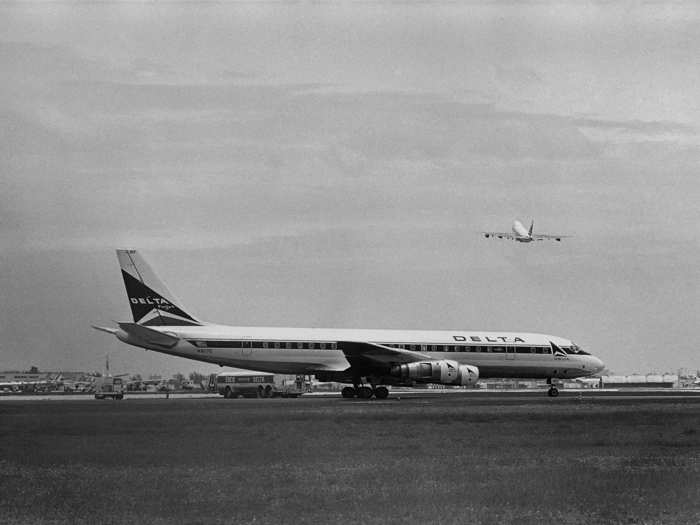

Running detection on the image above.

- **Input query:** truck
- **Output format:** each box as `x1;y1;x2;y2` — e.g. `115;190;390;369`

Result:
94;376;125;400
214;372;303;399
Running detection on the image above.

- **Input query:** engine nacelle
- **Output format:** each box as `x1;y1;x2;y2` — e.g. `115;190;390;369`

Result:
390;360;479;386
457;364;479;386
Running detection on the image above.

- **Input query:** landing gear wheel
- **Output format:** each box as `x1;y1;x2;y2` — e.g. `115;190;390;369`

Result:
341;386;356;398
547;386;559;397
224;387;233;399
257;386;264;398
374;386;389;399
357;386;374;399
264;385;273;398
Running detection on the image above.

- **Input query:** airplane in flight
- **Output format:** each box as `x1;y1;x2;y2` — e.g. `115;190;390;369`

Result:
93;250;604;399
483;220;568;242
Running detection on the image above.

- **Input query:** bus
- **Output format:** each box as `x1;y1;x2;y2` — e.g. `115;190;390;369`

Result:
213;372;303;399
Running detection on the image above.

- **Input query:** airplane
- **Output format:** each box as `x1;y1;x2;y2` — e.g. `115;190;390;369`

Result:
0;373;63;392
483;220;568;242
93;250;604;399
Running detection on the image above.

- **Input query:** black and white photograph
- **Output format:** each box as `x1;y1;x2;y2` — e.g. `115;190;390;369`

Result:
1;2;699;524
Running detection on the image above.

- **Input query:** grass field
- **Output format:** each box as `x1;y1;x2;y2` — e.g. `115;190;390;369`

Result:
1;394;699;524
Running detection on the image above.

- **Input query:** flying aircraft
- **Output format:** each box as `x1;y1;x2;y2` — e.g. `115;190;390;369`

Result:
93;250;603;398
483;220;568;242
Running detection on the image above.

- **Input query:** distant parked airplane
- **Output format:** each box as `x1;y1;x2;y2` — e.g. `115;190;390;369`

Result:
0;373;63;392
483;220;568;242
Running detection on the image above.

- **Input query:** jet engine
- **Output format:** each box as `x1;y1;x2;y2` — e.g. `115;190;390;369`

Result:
390;360;479;386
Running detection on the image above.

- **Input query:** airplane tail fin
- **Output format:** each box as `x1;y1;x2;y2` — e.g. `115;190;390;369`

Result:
528;220;534;236
117;249;203;327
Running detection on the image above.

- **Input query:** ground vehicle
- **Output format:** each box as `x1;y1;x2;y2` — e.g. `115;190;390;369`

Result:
215;372;302;398
94;376;124;400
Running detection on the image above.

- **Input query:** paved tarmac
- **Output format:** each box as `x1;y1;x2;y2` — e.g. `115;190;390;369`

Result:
2;388;699;402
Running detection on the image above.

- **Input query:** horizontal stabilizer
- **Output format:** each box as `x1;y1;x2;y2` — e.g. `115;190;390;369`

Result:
117;322;180;348
91;325;118;335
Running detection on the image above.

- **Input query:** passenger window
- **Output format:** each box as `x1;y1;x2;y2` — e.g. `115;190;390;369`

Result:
320;342;326;350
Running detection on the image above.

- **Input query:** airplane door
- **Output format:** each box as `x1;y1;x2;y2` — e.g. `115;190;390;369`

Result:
505;347;516;360
242;340;253;357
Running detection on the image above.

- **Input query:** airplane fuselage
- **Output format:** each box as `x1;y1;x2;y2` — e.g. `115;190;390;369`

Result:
115;324;603;381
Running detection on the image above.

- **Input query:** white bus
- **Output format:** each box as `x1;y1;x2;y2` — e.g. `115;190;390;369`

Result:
214;372;303;399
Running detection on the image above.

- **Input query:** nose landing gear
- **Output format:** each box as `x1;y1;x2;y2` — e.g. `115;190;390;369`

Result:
546;378;560;397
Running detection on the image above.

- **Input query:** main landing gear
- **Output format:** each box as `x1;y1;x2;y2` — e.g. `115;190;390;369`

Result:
341;385;389;399
546;378;559;397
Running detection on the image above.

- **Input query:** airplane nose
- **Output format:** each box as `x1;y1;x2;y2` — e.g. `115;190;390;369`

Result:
591;356;605;374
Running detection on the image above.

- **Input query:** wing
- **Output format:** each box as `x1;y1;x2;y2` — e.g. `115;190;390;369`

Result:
531;234;570;241
482;231;516;240
337;341;429;373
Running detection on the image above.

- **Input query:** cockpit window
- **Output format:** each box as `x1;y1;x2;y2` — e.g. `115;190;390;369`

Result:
565;344;589;355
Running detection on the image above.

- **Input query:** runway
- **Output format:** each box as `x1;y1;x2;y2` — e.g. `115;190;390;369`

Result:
2;388;699;403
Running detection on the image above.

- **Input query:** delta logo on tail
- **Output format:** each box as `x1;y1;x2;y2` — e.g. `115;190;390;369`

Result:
121;270;200;326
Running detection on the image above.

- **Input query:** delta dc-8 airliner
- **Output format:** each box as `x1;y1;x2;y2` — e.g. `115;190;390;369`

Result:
93;250;604;399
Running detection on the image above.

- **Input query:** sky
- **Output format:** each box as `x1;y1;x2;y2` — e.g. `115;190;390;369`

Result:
1;1;699;377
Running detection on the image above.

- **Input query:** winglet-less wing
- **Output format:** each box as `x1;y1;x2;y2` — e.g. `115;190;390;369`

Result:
337;341;429;371
482;231;516;240
531;234;571;241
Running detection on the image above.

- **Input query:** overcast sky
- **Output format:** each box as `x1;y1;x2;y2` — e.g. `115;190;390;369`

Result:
2;2;699;377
